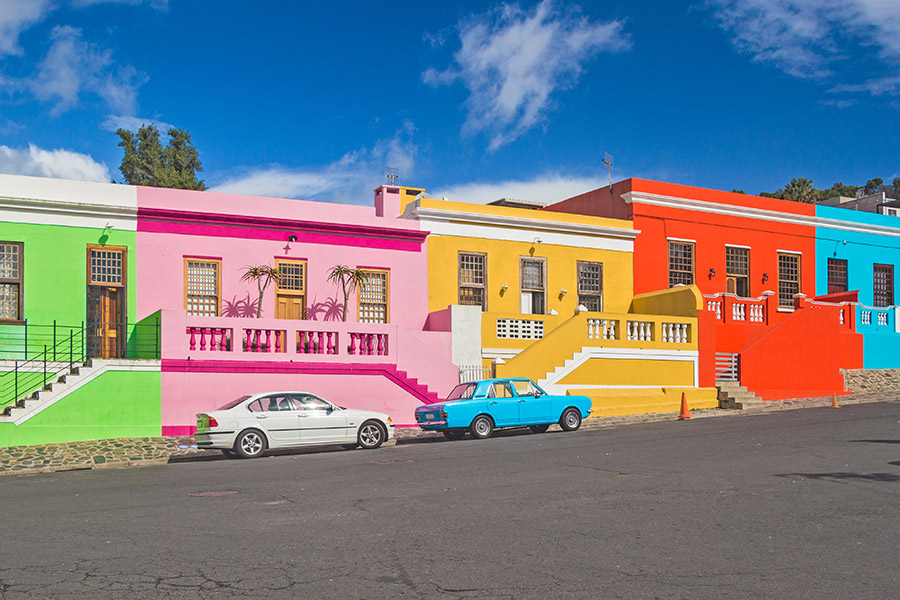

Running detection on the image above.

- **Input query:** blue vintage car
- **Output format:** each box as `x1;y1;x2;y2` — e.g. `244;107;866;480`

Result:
414;377;592;440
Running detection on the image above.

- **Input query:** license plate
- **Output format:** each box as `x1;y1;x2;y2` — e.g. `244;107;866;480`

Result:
425;412;435;420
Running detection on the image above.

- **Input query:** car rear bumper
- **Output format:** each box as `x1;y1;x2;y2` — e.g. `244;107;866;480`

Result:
194;431;237;449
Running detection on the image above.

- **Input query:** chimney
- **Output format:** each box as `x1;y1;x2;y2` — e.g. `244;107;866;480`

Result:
374;185;401;217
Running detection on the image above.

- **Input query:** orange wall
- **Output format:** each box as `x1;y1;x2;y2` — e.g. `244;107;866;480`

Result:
739;305;862;400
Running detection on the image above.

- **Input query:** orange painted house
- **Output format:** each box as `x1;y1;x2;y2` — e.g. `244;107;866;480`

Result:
545;179;862;400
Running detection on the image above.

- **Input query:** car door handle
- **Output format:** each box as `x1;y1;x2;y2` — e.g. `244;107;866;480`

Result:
489;401;497;405
298;414;309;418
518;399;526;403
256;414;268;419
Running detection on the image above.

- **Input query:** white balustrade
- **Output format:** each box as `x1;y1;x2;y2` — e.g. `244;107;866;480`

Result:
661;322;689;344
732;303;746;321
707;300;722;320
861;311;872;325
626;320;653;341
587;318;617;340
748;305;765;322
877;312;889;326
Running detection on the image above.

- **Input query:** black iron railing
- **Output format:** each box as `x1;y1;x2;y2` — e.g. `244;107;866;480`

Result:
0;319;161;411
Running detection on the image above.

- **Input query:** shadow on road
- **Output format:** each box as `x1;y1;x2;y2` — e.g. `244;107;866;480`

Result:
776;472;900;483
848;439;900;444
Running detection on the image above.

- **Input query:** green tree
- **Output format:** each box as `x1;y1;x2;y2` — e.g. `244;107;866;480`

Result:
116;124;207;190
327;265;368;322
240;265;282;318
890;177;900;200
782;177;816;203
864;178;884;196
819;182;858;201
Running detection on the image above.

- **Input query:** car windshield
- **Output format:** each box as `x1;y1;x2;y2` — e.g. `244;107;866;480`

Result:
219;395;252;410
446;383;477;401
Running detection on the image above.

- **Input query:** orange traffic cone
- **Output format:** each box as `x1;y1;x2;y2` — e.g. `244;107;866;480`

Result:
678;392;691;420
832;394;840;409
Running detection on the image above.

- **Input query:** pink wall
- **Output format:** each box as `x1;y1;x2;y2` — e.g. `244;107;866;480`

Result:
161;369;429;435
135;186;431;332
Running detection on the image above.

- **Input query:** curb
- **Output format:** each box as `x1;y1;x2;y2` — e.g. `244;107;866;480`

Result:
2;394;897;477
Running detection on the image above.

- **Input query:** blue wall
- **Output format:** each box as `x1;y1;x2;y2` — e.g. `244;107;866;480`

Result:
816;205;900;368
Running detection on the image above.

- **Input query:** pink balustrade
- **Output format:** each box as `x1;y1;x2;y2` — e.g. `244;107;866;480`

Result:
186;327;233;352
242;328;287;353
297;330;339;355
348;332;389;356
178;314;395;361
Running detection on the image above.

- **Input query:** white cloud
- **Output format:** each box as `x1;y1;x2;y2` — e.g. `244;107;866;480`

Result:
69;0;168;8
431;173;605;205
210;122;419;204
424;0;630;150
0;0;51;56
707;0;900;93
0;143;111;181
27;25;144;115
101;114;174;133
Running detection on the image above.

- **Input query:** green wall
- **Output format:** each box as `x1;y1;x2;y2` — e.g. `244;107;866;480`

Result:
0;221;137;360
0;370;161;447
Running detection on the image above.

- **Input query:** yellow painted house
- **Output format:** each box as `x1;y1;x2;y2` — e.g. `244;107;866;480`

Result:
390;186;717;416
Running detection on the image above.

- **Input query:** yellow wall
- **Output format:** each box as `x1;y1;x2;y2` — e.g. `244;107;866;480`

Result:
558;358;696;386
427;236;634;315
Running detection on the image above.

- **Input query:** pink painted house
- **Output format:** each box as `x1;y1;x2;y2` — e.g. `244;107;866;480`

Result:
135;185;457;435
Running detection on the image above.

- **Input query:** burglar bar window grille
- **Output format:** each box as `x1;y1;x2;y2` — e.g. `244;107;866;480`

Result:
725;246;750;297
185;259;220;316
873;264;894;307
668;242;694;287
359;269;389;323
777;253;800;308
0;242;22;321
458;252;486;310
577;261;603;311
827;258;848;295
89;248;123;286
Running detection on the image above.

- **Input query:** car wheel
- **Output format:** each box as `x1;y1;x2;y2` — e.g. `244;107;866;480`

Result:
234;429;267;459
358;420;386;449
469;415;494;439
442;429;466;441
559;408;582;432
341;443;358;450
220;449;237;458
529;424;550;434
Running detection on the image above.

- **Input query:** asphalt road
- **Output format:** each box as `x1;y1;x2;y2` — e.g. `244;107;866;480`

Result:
2;402;900;599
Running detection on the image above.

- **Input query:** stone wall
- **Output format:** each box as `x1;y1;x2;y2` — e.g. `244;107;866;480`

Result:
842;368;900;393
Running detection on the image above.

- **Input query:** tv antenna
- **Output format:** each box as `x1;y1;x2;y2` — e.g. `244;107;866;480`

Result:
386;167;399;185
602;153;613;188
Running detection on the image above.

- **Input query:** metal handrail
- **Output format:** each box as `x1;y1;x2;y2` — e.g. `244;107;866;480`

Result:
1;319;161;410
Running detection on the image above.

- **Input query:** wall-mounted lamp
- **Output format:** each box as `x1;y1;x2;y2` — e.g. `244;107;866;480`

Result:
288;235;298;242
708;268;716;279
762;273;769;283
501;284;509;292
560;288;568;296
532;237;542;246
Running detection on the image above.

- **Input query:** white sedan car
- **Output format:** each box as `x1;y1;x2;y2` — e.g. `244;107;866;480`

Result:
195;391;395;458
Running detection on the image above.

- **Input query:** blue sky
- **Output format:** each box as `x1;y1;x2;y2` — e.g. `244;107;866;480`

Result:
0;0;898;205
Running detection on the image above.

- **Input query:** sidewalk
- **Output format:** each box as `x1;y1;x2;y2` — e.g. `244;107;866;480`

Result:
2;392;897;477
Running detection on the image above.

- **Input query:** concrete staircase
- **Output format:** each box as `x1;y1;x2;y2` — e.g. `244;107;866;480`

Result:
390;368;442;404
1;360;98;423
716;380;765;410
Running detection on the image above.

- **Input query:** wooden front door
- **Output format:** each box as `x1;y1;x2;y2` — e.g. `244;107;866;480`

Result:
274;259;306;320
86;245;126;358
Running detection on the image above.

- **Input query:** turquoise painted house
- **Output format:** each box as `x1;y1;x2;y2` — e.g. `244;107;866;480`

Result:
815;205;900;369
